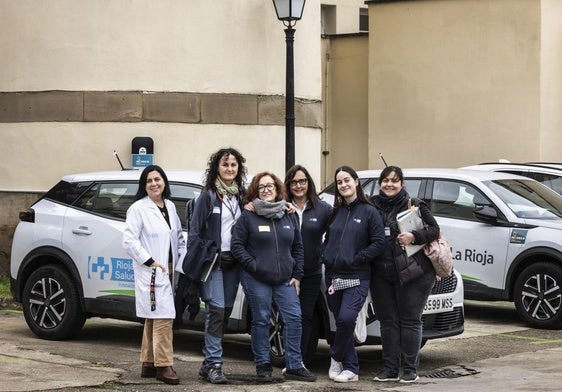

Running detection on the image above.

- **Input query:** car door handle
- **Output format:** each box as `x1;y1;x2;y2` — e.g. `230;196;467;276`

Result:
72;226;92;235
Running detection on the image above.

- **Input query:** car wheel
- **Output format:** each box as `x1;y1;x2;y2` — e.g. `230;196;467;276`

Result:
22;265;86;340
268;306;321;368
269;305;285;368
514;262;562;329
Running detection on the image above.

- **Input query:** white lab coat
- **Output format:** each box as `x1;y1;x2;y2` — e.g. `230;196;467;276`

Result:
122;197;185;319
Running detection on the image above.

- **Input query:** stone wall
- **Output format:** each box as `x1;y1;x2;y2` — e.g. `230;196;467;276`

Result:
0;192;43;276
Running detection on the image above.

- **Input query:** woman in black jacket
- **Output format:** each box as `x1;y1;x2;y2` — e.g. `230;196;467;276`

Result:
284;165;332;365
231;171;316;383
321;166;385;383
370;166;439;384
187;148;247;384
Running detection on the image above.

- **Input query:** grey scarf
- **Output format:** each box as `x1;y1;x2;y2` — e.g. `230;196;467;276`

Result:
253;198;286;219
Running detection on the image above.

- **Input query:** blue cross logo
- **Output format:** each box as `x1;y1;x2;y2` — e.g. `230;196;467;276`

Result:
88;256;110;280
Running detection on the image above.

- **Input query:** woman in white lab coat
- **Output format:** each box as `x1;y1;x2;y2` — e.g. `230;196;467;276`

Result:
123;165;185;385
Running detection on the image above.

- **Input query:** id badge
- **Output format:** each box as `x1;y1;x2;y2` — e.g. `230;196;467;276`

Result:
384;227;391;237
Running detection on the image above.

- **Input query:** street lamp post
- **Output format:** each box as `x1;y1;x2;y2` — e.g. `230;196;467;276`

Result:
272;0;306;173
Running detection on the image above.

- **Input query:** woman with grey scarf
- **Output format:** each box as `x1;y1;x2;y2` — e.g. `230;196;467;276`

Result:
231;172;316;383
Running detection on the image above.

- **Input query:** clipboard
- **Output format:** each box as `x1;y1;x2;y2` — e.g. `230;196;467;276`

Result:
397;207;425;257
200;252;219;282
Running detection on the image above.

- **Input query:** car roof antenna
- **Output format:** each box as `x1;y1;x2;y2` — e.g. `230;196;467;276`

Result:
379;152;389;168
113;150;132;171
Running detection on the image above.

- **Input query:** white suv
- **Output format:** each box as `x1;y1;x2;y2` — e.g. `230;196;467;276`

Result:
10;170;464;366
461;162;562;196
322;168;562;328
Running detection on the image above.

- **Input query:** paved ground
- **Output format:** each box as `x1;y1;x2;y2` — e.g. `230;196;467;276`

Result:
1;301;562;392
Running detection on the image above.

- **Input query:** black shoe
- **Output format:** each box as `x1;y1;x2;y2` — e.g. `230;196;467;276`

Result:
400;371;419;383
373;369;399;382
206;363;228;384
256;363;273;382
284;366;317;382
198;362;208;379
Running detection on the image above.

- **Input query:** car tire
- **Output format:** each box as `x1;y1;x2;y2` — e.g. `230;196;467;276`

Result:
22;265;86;340
514;262;562;329
269;305;285;368
268;305;321;368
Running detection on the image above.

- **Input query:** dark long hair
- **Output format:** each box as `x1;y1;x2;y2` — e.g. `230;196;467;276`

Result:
332;165;371;209
243;172;286;204
284;164;319;207
204;148;247;192
378;165;404;185
134;165;171;201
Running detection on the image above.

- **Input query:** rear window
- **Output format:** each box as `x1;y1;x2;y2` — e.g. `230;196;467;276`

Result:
44;180;93;206
70;180;203;229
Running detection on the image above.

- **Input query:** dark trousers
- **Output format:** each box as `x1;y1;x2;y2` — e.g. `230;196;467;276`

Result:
325;277;369;374
299;273;322;363
371;268;435;374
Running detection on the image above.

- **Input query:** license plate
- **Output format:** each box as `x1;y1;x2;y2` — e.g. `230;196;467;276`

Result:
423;295;454;314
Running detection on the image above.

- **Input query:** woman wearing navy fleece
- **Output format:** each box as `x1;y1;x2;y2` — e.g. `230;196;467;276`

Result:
321;166;385;383
231;171;316;383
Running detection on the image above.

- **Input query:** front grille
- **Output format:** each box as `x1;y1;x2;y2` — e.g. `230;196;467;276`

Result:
431;272;457;295
423;307;464;332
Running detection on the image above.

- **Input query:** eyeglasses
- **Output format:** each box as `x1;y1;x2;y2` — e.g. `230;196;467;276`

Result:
258;183;275;193
289;178;308;188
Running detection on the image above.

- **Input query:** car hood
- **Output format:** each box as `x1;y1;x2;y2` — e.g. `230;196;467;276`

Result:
523;218;562;231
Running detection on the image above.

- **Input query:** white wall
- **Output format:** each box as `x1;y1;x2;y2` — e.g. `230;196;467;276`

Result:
1;122;320;191
540;0;562;160
322;0;366;34
0;0;321;98
0;0;324;190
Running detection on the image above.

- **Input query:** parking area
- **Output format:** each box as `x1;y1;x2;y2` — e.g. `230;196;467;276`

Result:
2;300;562;392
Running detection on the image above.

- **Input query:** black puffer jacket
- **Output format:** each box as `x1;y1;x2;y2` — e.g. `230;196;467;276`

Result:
371;188;439;283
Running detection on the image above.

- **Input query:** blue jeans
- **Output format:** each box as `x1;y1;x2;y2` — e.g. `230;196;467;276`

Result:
240;269;303;370
371;267;435;374
200;264;240;365
325;277;369;374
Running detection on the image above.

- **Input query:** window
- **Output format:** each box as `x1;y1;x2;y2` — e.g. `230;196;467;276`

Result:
45;180;93;206
321;4;336;35
169;183;202;228
359;8;369;32
430;181;490;220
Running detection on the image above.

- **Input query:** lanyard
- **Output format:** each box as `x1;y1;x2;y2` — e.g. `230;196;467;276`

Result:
220;194;239;221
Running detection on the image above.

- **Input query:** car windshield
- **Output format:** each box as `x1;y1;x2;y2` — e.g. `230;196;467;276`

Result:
487;179;562;219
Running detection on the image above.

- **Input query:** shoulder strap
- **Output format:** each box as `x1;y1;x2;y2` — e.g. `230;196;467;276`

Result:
409;197;424;208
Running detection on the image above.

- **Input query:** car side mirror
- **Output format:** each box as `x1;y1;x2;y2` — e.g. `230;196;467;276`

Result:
473;206;498;224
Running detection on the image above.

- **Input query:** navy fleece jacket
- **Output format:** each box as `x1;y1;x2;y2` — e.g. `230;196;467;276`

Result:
231;210;304;285
321;199;386;280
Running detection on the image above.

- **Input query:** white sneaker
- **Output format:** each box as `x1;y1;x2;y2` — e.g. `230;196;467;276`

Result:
334;370;358;383
328;358;343;380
